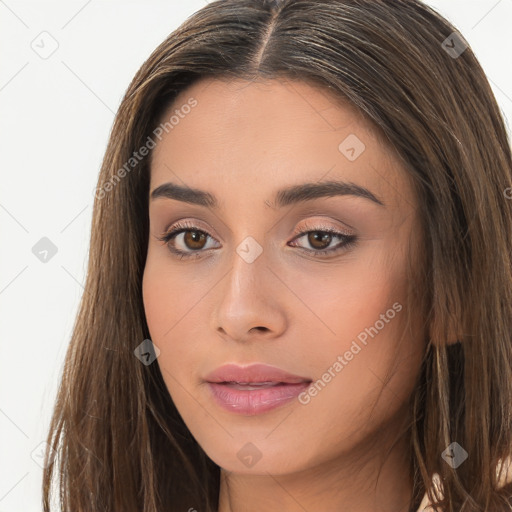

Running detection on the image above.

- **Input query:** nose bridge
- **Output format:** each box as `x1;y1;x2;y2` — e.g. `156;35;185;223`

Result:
212;232;286;341
224;234;268;308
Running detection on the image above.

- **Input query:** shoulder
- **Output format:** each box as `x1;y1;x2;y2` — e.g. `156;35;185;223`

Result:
497;456;512;489
416;457;512;512
415;472;443;512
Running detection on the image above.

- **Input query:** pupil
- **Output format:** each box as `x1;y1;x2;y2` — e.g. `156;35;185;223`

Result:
309;232;331;249
185;231;205;249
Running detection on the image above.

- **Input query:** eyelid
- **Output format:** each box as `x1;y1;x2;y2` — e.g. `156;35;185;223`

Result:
293;219;355;238
162;218;213;236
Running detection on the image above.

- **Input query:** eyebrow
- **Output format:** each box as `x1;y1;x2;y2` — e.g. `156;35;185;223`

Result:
150;179;385;208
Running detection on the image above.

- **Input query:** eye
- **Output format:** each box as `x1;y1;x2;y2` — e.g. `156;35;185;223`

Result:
156;220;220;260
288;221;357;256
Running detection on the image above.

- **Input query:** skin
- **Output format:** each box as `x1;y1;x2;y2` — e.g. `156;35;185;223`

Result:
142;77;426;512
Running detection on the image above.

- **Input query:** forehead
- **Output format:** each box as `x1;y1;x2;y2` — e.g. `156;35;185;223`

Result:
161;76;373;140
149;77;413;212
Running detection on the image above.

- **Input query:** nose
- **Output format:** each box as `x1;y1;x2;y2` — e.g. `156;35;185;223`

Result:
211;243;287;344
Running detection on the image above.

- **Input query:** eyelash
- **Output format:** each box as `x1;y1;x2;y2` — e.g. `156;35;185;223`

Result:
156;220;357;260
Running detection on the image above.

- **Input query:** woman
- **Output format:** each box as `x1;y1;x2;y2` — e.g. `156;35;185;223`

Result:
42;1;512;510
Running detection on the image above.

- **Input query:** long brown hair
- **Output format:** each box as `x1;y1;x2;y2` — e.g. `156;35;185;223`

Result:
42;1;512;510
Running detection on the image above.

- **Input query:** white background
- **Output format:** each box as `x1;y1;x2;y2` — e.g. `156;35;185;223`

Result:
1;1;511;510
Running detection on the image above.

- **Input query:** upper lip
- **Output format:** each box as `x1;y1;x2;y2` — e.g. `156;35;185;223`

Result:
204;363;311;384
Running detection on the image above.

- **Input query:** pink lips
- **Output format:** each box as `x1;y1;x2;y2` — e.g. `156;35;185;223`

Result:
204;363;312;415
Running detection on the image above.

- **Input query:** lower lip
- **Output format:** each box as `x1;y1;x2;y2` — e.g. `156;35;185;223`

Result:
206;382;311;415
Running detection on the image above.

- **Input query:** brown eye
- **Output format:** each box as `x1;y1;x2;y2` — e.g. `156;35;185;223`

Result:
289;225;357;256
182;230;208;250
307;232;333;250
158;223;220;260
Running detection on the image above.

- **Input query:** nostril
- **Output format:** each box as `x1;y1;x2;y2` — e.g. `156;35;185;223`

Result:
251;326;269;333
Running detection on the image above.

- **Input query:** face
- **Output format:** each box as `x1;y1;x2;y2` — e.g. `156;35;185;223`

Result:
142;77;425;476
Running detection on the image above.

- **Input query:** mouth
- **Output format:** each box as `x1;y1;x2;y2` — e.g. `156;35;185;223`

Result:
204;363;312;415
218;381;301;390
204;362;311;385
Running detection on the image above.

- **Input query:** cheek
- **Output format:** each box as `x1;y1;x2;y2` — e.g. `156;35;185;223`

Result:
142;264;173;341
142;258;183;373
142;247;203;342
283;247;406;351
142;258;207;391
